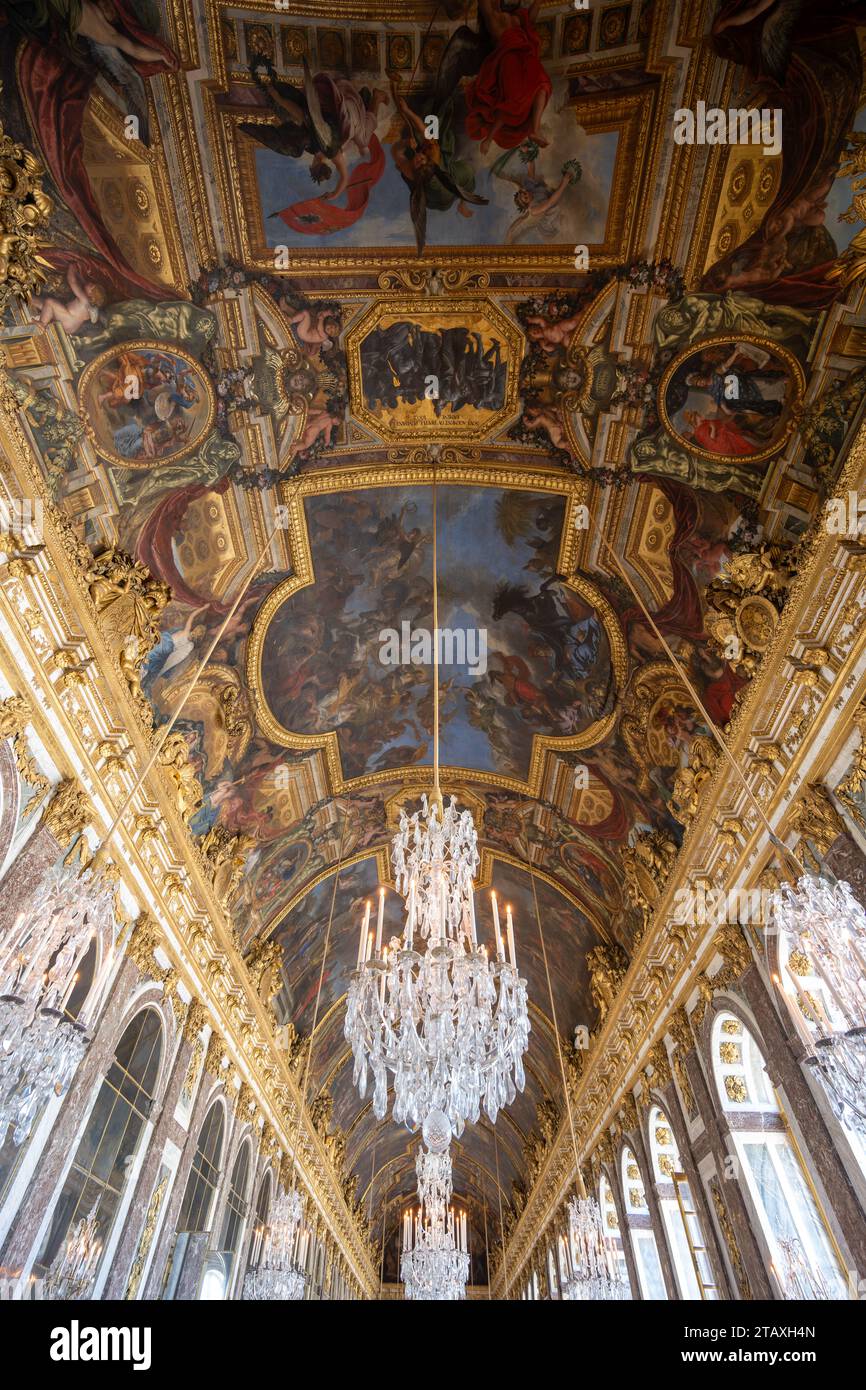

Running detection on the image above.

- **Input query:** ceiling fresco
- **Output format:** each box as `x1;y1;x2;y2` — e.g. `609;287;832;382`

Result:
2;0;866;1277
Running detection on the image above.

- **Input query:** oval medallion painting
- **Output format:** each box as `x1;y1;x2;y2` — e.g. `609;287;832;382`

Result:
659;335;804;466
78;341;215;468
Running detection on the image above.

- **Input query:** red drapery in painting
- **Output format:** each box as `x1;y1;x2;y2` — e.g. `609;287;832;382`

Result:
16;7;177;301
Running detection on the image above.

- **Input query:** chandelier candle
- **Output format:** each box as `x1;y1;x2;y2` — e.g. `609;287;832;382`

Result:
356;900;371;969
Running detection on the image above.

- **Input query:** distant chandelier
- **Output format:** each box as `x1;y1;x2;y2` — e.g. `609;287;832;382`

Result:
344;472;529;1143
44;1204;102;1300
0;863;106;1145
560;1196;630;1301
401;1142;469;1302
771;875;866;1137
242;1186;306;1302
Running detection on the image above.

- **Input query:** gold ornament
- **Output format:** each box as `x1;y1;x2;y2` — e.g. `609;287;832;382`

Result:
0;99;53;312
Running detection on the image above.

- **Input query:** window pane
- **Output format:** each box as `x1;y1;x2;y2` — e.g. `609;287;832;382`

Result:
33;1010;162;1282
632;1230;666;1299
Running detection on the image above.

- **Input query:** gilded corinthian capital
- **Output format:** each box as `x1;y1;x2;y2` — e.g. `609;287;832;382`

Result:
39;777;92;848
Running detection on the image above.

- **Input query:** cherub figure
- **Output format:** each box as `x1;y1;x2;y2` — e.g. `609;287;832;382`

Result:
31;263;107;333
524;308;585;355
290;307;341;351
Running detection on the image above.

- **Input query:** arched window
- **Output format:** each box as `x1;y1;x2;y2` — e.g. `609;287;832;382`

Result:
219;1140;251;1290
648;1105;717;1300
620;1146;666;1299
599;1173;631;1293
712;1010;847;1297
177;1101;225;1235
311;1237;326;1300
247;1171;272;1273
34;1007;163;1286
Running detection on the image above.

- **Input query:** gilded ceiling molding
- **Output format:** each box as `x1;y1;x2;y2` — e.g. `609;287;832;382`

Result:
620;827;678;941
247;463;627;799
786;781;847;867
639;1041;673;1105
688;925;753;1030
835;701;866;816
703;541;798;682
39;776;93;850
85;546;172;727
126;912;164;981
182;999;210;1046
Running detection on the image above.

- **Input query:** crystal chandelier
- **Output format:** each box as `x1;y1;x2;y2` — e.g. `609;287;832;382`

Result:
770;875;866;1136
242;1185;307;1301
0;862;108;1144
560;1196;630;1301
43;1204;102;1300
345;798;529;1139
401;1143;469;1301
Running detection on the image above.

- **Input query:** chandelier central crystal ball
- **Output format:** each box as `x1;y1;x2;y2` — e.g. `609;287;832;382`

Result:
344;794;530;1140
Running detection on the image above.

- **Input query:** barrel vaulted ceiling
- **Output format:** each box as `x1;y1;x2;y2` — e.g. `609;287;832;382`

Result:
3;0;866;1277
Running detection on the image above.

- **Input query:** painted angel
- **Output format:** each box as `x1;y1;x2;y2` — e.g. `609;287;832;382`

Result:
492;146;582;243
